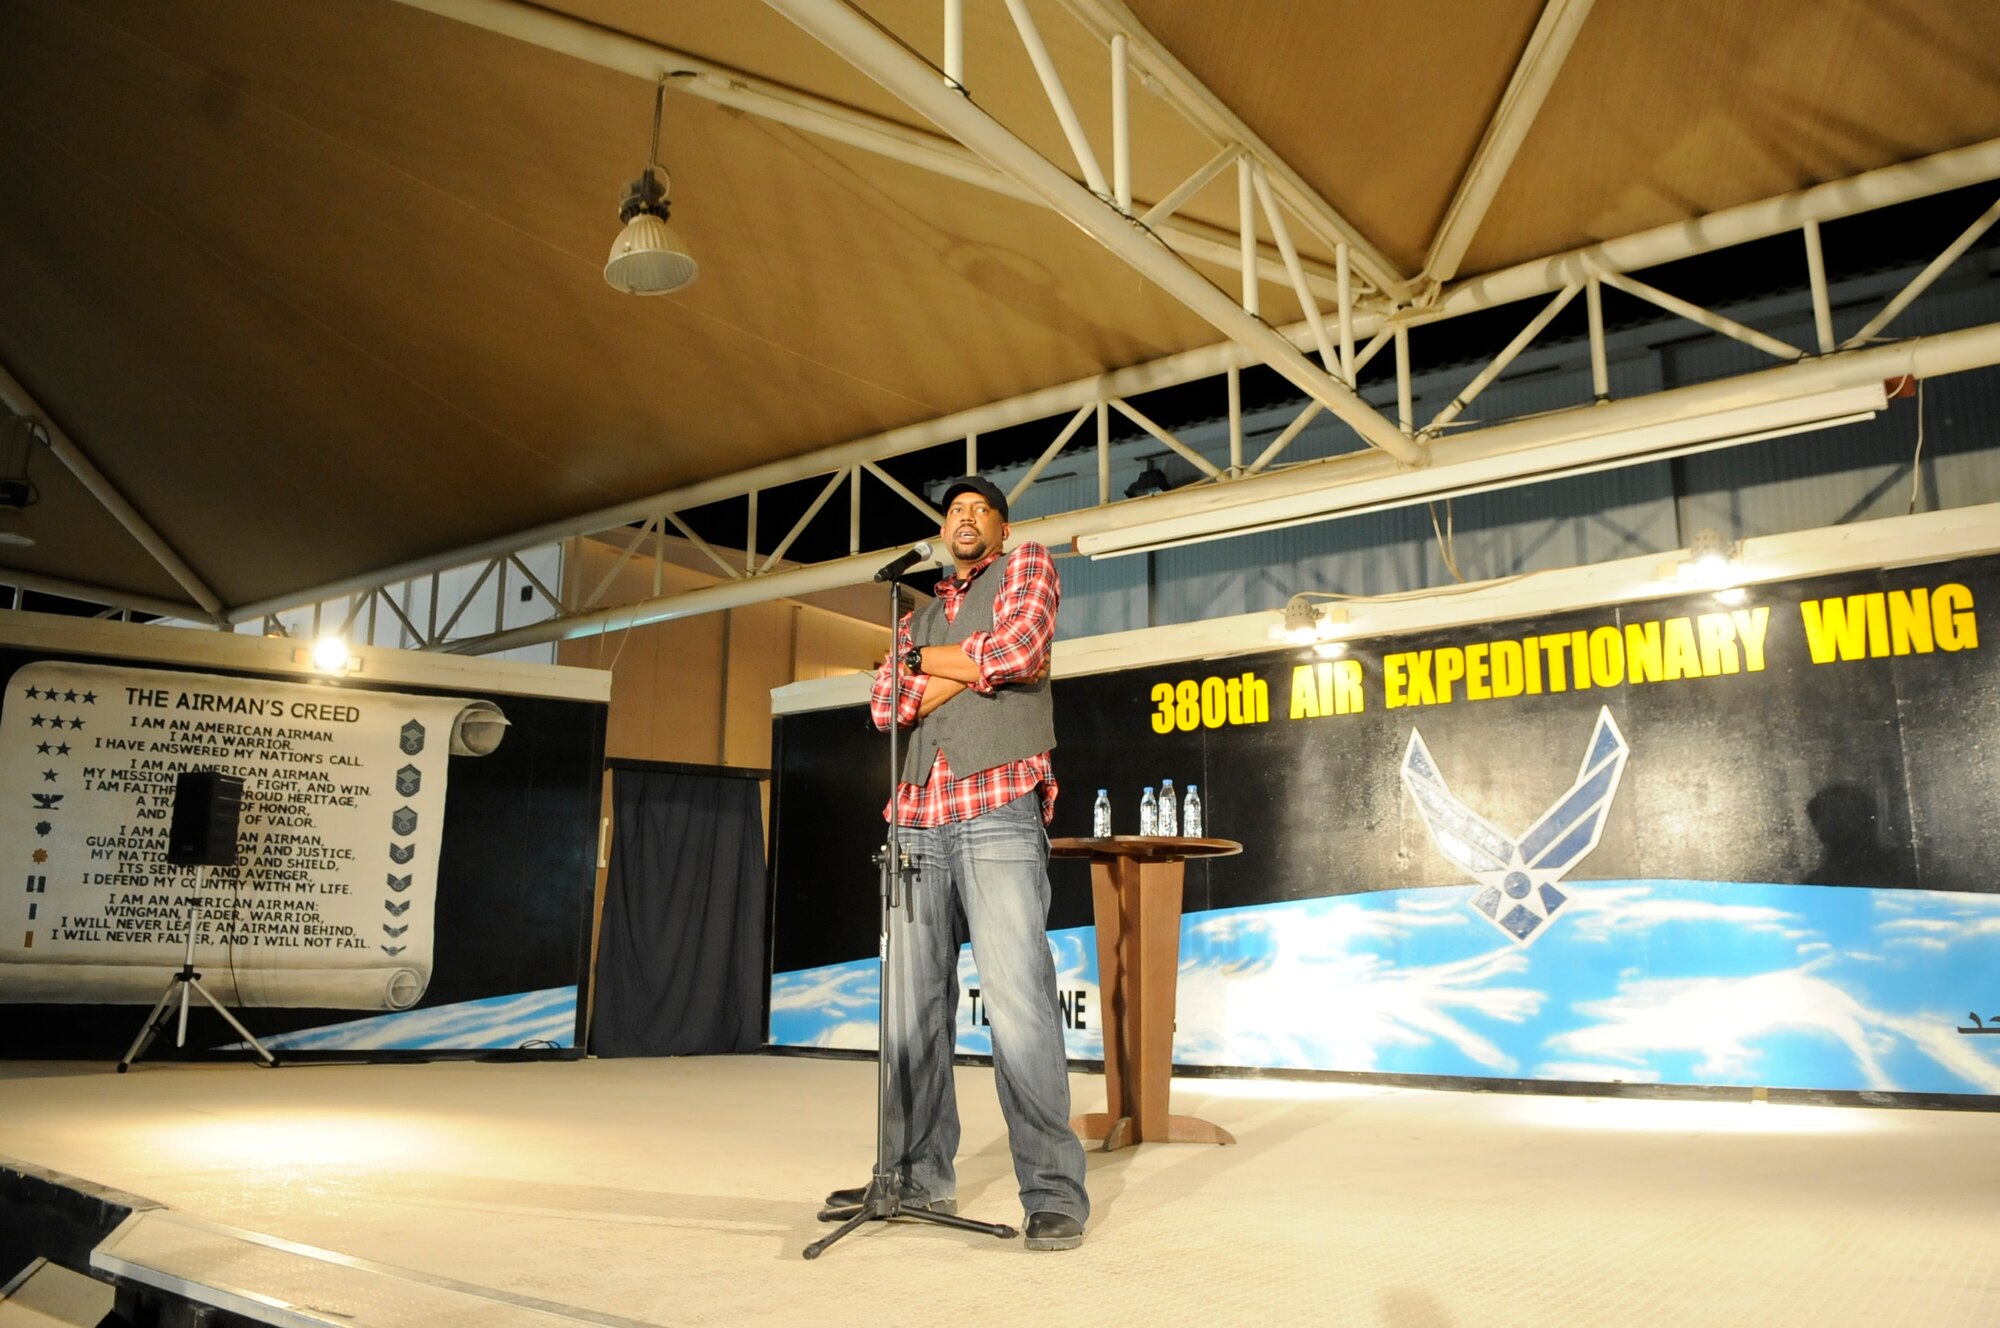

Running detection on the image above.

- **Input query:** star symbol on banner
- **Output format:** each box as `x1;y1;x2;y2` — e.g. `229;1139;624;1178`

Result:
22;686;42;700
81;691;97;704
63;689;79;703
30;714;45;728
67;717;83;730
55;742;71;756
36;741;51;755
42;770;58;782
32;849;48;864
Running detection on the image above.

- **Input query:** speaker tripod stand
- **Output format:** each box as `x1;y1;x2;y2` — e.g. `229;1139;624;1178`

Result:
117;863;278;1072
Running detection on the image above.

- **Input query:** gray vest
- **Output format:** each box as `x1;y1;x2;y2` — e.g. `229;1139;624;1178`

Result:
900;549;1057;784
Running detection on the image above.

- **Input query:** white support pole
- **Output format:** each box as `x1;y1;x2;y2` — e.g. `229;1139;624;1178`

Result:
1002;0;1110;198
508;553;561;610
1803;219;1835;354
491;559;506;636
1253;163;1337;372
0;361;224;619
1237;156;1259;316
1227;367;1244;475
1587;276;1609;399
1008;403;1095;505
1426;283;1582;434
1424;0;1596;284
582;526;648;612
1337;242;1356;385
1396;327;1413;436
1111;32;1131;213
1097;401;1111;504
1357;327;1394;377
1139;144;1239;231
1248;402;1325;474
662;512;739;581
745;489;759;573
760;468;849;572
849;467;862;554
1842;194;2000;348
437;560;500;640
965;432;978;476
1110;398;1223;478
942;0;964;90
860;459;946;524
1598;270;1802;361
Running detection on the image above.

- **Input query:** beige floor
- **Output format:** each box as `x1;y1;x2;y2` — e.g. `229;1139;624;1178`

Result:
2;1056;1997;1327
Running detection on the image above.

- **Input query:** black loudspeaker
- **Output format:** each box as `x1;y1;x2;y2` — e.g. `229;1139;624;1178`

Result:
166;770;246;867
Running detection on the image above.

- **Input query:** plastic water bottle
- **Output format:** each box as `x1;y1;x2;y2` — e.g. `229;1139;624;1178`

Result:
1183;784;1203;837
1158;779;1178;837
1092;788;1112;838
1139;786;1157;836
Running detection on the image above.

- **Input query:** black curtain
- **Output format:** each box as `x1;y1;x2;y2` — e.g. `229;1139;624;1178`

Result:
591;767;768;1056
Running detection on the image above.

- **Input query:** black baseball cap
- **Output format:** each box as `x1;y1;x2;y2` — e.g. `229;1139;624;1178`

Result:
940;475;1008;521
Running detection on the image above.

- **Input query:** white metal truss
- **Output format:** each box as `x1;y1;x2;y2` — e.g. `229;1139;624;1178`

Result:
762;0;1421;467
10;151;1997;647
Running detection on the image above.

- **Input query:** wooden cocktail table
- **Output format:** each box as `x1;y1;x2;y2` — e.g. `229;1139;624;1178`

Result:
1047;835;1243;1151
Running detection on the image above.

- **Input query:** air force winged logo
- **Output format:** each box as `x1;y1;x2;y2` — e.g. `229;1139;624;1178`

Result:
1400;706;1629;944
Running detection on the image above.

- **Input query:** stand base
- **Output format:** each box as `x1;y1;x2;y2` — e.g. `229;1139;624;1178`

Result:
805;1185;1016;1259
117;968;279;1073
1071;1111;1235;1152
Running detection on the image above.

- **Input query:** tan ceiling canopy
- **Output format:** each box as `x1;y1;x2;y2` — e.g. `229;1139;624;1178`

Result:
1;0;1996;615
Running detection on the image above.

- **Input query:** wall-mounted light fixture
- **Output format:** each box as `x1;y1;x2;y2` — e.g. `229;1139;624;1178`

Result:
295;637;361;675
1270;595;1349;646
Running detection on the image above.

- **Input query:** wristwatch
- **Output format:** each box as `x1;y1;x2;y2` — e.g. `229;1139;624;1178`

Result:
903;646;925;674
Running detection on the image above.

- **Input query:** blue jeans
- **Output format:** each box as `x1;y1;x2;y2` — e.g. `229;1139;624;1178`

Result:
885;791;1089;1222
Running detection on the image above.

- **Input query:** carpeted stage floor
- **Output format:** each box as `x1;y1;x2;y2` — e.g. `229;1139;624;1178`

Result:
1;1056;1996;1326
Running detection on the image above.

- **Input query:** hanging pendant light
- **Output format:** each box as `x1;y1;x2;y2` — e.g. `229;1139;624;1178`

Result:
605;74;698;296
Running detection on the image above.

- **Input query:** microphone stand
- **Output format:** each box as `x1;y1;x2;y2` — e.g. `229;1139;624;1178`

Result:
804;555;1017;1259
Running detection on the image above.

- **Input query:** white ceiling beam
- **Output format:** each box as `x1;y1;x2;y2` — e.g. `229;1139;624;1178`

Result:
1423;0;1595;286
762;0;1422;466
1439;136;2000;318
0;567;205;621
0;361;225;621
1054;0;1410;300
390;0;1346;301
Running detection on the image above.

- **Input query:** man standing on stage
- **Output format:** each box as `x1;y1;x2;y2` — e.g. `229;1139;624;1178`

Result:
831;475;1090;1251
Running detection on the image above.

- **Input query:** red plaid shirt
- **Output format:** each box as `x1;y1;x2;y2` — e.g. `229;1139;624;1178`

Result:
870;542;1060;827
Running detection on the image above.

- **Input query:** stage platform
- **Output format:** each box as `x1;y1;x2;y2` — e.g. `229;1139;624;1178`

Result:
1;1055;1996;1326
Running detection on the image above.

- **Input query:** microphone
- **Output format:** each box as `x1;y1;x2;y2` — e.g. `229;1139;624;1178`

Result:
874;540;934;582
